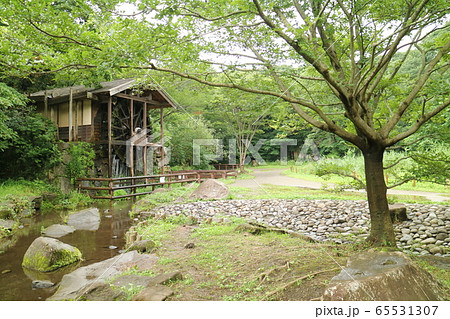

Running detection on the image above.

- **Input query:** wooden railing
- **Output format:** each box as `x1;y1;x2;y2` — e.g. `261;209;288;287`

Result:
77;170;237;200
213;164;241;170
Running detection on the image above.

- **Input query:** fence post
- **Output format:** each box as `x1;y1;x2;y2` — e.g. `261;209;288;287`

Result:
109;180;114;200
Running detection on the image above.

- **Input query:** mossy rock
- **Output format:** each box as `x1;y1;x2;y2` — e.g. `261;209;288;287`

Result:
22;237;82;272
235;223;267;235
127;239;157;253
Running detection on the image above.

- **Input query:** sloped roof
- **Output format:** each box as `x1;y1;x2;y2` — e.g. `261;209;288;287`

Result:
29;78;177;108
29;85;89;98
90;78;136;96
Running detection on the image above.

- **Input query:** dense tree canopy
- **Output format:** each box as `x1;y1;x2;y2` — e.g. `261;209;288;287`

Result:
1;0;449;246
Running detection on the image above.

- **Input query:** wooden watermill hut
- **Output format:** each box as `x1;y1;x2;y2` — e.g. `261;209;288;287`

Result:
29;78;176;177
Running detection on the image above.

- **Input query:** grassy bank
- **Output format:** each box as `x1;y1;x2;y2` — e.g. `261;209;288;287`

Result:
116;216;449;301
0;179;93;211
0;179;94;242
119;174;450;301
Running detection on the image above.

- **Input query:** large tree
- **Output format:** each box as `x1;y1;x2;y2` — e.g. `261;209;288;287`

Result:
1;0;449;246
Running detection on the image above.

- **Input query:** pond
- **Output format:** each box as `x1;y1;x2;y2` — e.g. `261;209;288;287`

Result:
0;201;133;301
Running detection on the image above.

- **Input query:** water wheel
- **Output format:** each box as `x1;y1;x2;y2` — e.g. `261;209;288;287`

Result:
111;99;145;165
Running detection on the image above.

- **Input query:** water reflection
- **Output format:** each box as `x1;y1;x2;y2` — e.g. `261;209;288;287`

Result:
0;201;132;301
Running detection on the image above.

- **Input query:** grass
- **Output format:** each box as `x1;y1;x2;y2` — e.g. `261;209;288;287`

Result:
135;214;189;247
0;179;93;211
282;167;450;194
130;184;199;216
411;257;450;298
131;164;448;209
119;164;449;301
132;216;351;301
128;216;450;301
0;179;47;200
255;161;450;194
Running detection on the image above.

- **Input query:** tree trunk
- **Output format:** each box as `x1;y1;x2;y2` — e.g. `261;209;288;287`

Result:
362;144;397;247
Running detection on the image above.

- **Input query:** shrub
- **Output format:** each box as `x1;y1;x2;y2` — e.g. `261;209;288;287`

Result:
65;142;95;183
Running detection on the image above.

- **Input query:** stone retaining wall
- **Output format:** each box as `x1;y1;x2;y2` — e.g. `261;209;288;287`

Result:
138;199;450;256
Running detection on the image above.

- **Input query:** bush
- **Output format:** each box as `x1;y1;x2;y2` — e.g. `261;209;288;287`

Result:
0;82;61;179
0;111;61;180
165;112;216;169
65;142;95;183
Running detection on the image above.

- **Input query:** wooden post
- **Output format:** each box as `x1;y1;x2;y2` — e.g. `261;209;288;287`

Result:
44;90;48;118
143;102;148;176
74;100;79;141
56;105;60;139
109;180;114;200
69;88;73;142
160;107;165;174
50;105;54;123
130;99;134;136
130;143;134;177
130;99;135;177
91;103;95;142
108;97;112;177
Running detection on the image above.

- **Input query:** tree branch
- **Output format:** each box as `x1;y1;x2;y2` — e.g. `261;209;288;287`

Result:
179;7;251;22
381;38;450;139
385;97;450;146
29;20;102;51
383;156;413;170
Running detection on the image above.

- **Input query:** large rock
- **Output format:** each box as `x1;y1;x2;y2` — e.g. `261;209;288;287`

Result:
111;274;156;288
131;285;174;301
67;208;100;231
189;179;229;200
29;196;43;210
22;237;82;272
42;224;76;238
79;282;126;301
0;219;15;230
47;251;158;300
322;251;445;301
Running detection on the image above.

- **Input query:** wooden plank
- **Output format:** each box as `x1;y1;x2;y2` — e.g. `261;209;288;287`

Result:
114;93;171;106
160;107;164;174
90;102;96;141
74;100;79;141
108;79;135;96
108;97;112;177
68;88;73;141
143;102;147;176
111;179;198;190
78;186;111;191
44;90;48;118
50;105;54;123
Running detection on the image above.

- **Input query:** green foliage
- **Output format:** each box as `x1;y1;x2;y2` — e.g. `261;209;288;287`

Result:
164;112;216;169
0;226;11;239
56;191;93;210
0;83;61;179
65;142;95;183
315;153;366;190
313;147;450;191
409;143;450;185
204;85;279;165
0;82;28;150
0;180;44;200
4;194;32;219
135;214;189;247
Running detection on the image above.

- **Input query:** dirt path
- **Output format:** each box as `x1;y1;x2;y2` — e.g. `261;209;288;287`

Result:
229;168;449;202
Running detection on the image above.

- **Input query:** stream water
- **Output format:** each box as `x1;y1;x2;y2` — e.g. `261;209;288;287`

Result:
0;201;133;301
